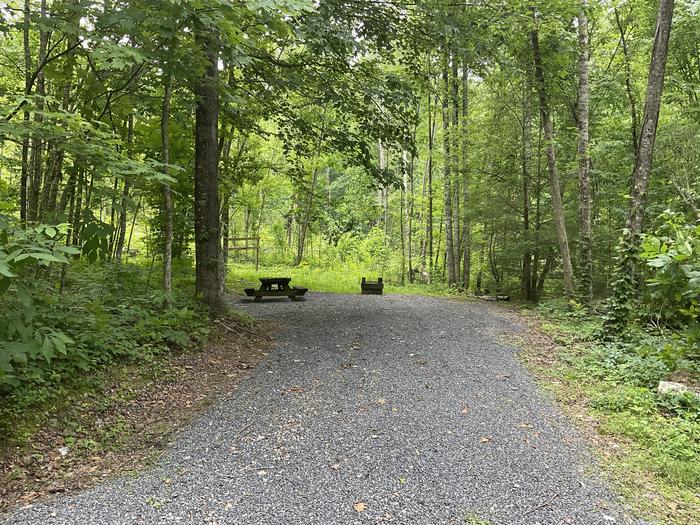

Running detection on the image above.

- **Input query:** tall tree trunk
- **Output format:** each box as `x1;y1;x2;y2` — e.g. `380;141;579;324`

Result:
531;26;576;298
406;147;415;284
295;116;326;266
194;35;223;312
426;91;435;276
115;114;133;265
72;169;84;247
162;75;174;292
400;152;407;285
450;52;460;274
27;0;48;222
476;238;485;292
577;3;593;306
20;0;31;223
460;60;470;289
615;7;640;154
378;141;389;238
442;51;456;286
521;71;533;301
295;167;319;266
606;0;675;331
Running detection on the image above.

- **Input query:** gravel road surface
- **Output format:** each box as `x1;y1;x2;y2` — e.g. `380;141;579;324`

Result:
4;293;642;525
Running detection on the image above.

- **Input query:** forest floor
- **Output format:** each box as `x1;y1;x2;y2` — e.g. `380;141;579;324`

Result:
3;293;644;525
0;314;274;513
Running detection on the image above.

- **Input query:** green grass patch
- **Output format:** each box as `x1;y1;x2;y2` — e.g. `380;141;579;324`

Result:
525;300;700;524
227;262;455;297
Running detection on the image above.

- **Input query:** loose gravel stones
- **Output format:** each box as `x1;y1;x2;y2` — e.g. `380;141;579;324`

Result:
3;293;643;525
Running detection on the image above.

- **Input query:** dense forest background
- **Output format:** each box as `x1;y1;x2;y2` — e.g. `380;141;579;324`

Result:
0;0;698;486
0;0;699;518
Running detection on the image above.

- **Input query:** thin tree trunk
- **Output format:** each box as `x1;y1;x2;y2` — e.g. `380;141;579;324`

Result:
442;51;456;285
125;197;141;260
161;74;173;292
476;239;485;292
531;26;576;298
460;60;470;289
72;169;84;247
606;0;675;330
20;0;31;223
295;115;326;266
450;52;460;275
615;7;640;154
577;3;593;305
521;71;533;301
407;147;415;284
378;141;389;237
194;34;223;312
427;91;436;276
27;0;48;222
115;114;133;265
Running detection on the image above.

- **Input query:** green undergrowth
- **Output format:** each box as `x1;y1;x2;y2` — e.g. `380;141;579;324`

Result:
227;262;455;296
528;299;700;524
0;259;210;447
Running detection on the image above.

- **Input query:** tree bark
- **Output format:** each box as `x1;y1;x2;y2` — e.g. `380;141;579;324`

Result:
615;7;640;154
426;91;435;276
115;114;133;265
521;71;533;301
531;26;576;298
20;0;31;223
442;51;457;286
606;0;675;331
194;35;224;312
460;60;470;289
27;0;48;222
406;147;415;283
161;74;173;292
626;0;674;236
577;3;593;305
450;52;460;275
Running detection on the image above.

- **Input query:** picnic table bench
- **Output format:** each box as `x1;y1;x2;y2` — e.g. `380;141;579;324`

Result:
361;277;383;295
244;277;308;301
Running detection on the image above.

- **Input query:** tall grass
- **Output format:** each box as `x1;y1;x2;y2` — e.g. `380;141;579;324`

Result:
226;262;455;297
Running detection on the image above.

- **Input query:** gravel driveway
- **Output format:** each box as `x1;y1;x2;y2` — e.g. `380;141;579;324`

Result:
4;293;641;525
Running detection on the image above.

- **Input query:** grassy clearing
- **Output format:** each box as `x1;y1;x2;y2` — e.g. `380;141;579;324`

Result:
227;262;455;297
518;300;700;525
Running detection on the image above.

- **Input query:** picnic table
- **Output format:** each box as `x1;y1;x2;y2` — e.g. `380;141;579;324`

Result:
244;277;308;301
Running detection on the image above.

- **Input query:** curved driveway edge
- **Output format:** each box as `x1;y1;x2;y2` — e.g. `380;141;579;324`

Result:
4;293;643;525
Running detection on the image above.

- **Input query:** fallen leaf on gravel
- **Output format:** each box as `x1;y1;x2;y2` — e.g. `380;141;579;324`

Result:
354;501;366;512
281;386;305;396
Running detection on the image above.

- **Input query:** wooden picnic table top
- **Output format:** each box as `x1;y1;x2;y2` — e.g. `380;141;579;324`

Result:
259;277;291;284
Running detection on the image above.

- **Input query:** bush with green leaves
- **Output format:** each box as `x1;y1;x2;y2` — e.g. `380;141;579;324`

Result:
1;215;209;411
0;217;80;389
640;212;700;365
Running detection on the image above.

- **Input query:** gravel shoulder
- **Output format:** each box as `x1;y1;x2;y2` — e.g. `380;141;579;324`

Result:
4;293;643;524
